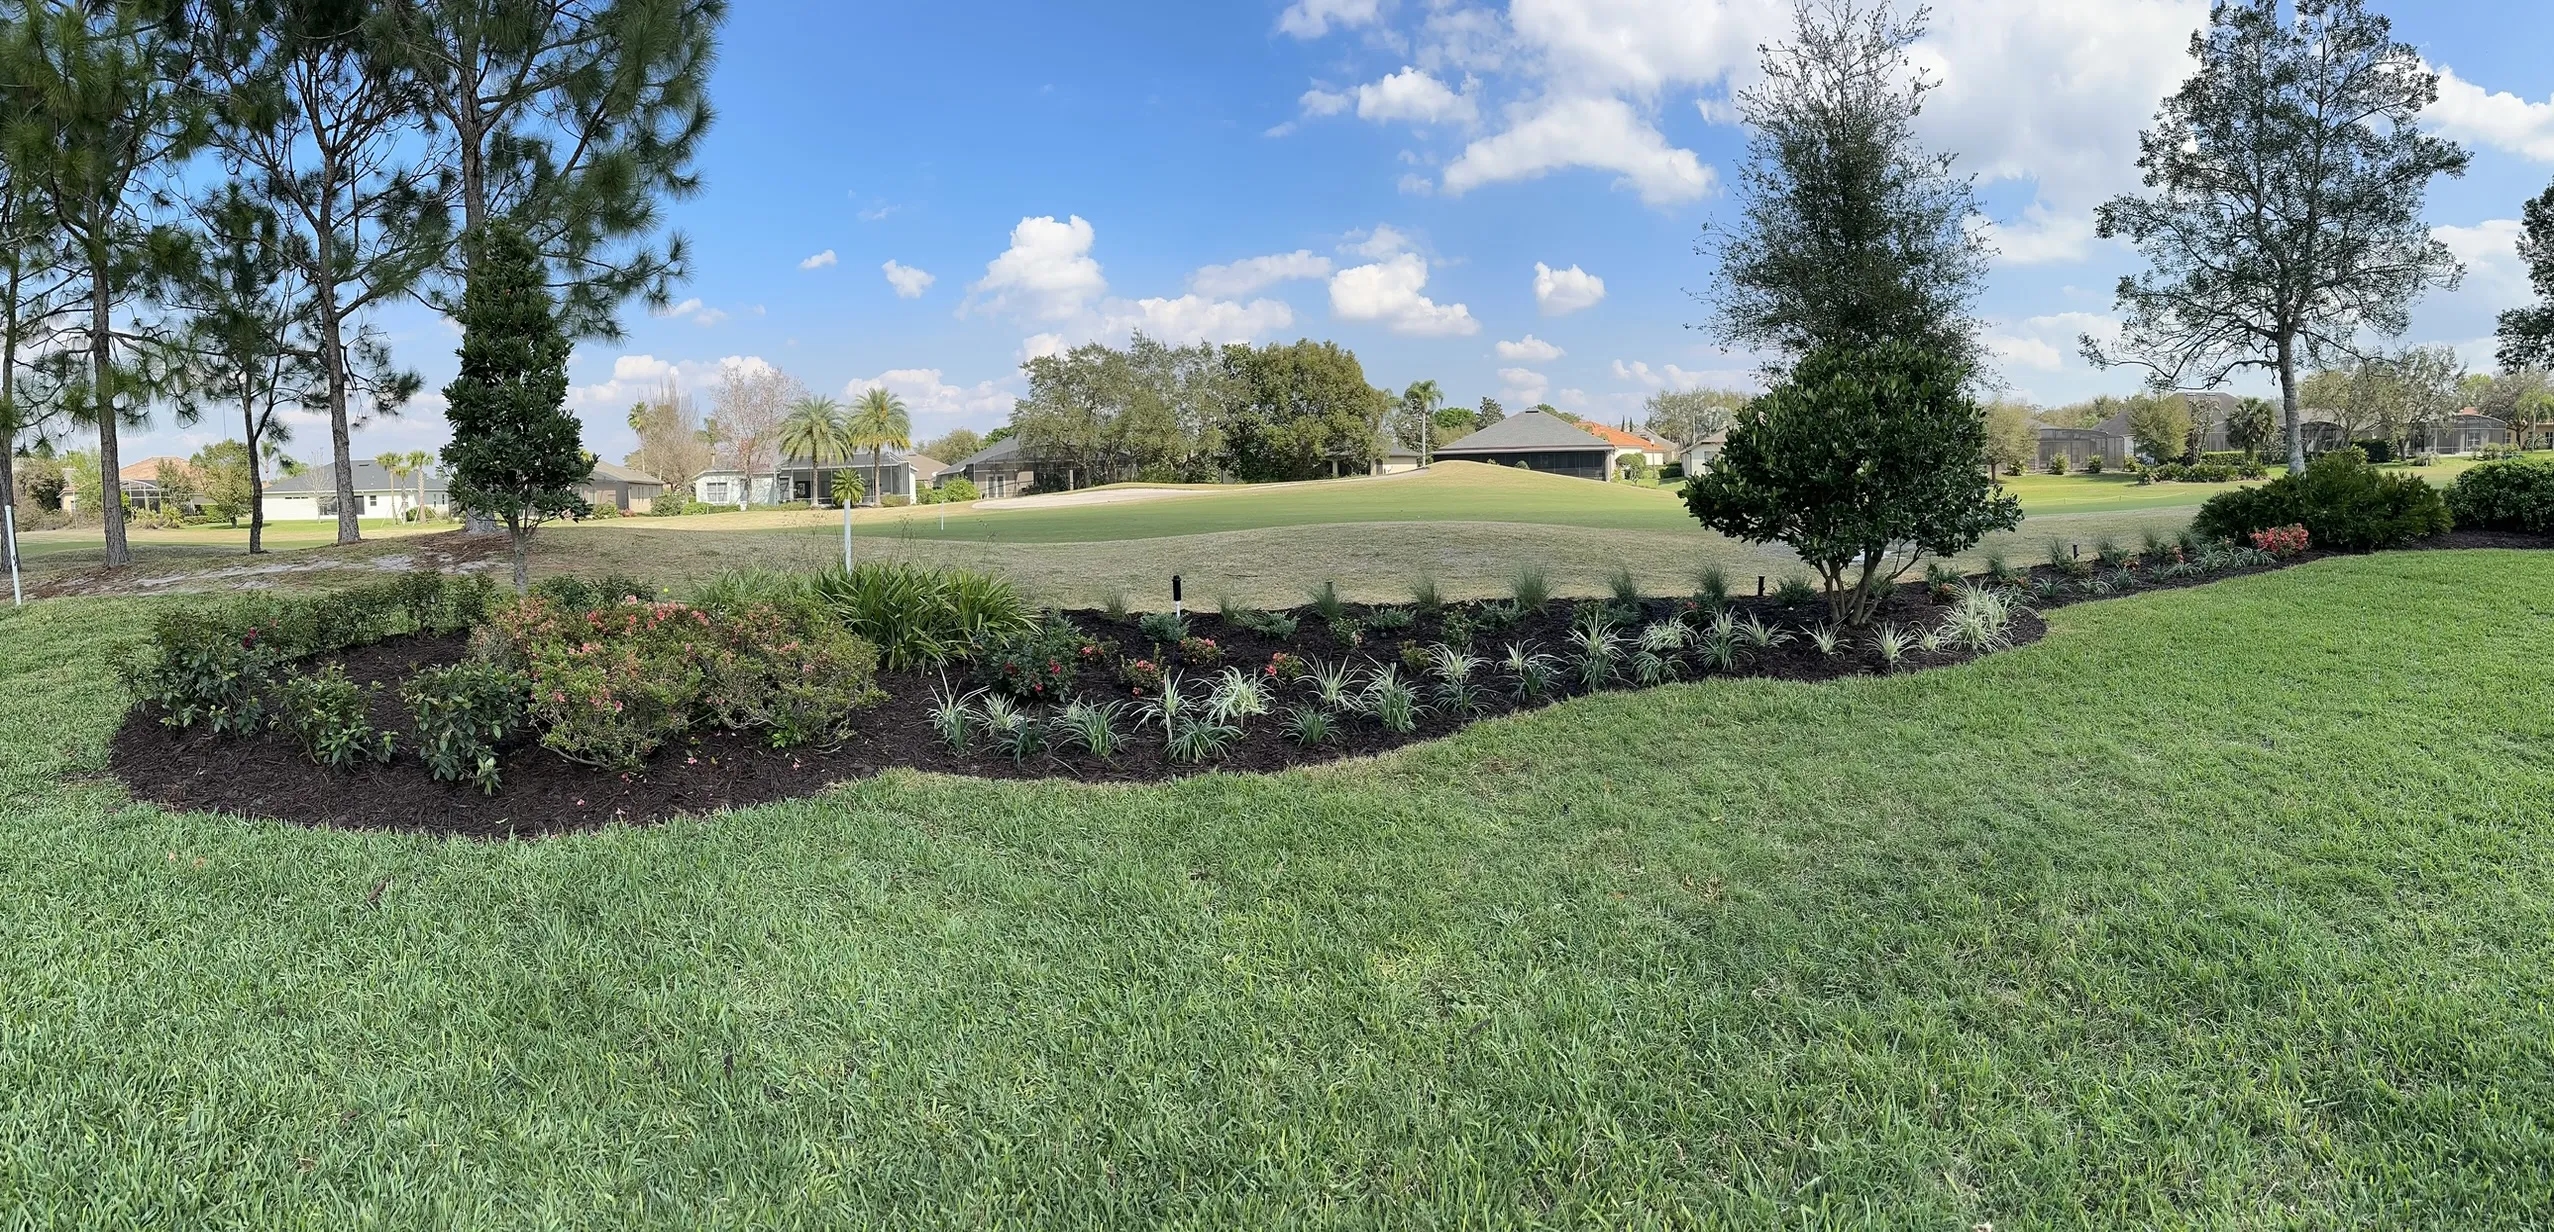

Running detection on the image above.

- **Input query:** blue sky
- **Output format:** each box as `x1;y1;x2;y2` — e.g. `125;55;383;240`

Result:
123;0;2554;469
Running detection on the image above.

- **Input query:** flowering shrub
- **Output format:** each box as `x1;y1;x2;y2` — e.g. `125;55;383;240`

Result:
974;616;1093;703
1263;651;1308;682
481;593;883;770
1176;635;1221;666
2249;524;2310;558
1119;657;1165;695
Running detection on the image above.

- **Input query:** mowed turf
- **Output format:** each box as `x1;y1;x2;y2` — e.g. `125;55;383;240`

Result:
1;551;2551;1227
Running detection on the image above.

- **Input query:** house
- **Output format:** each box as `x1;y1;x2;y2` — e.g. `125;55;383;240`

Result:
2414;410;2512;455
263;460;450;521
694;449;944;507
579;460;666;513
938;437;1039;499
1433;410;1616;481
108;457;210;514
2035;412;2133;469
1573;420;1676;473
1372;444;1423;476
1676;431;1729;473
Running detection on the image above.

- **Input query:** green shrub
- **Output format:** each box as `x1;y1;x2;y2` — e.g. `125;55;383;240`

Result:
2445;457;2554;533
277;665;393;769
2193;448;2451;551
696;605;884;748
2352;438;2395;464
405;662;527;794
807;561;1033;671
529;573;658;612
1138;610;1190;645
974;615;1098;703
1772;574;1817;607
1365;606;1414;633
881;493;911;508
939;477;981;503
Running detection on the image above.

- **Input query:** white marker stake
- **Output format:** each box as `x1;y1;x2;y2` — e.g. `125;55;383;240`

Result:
4;502;18;607
842;495;853;571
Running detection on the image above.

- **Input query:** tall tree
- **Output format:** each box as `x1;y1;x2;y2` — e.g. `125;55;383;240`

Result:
440;223;585;591
5;0;212;568
2085;0;2469;475
625;377;709;494
847;386;910;505
198;0;442;547
190;438;253;524
1982;399;2038;476
1643;388;1747;449
705;361;795;505
777;395;848;505
2496;181;2554;373
403;448;432;517
375;448;411;518
1475;396;1505;427
1214;339;1389;482
1393;378;1444;466
2227;396;2278;457
0;68;78;597
1695;0;1990;370
169;184;316;554
383;0;725;340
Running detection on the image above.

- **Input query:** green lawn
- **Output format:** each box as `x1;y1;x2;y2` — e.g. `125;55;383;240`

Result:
3;551;2551;1226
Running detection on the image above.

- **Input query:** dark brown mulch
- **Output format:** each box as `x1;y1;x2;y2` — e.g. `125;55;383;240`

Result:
105;530;2554;839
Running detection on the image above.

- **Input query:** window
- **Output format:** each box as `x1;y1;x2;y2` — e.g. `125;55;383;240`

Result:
705;481;729;503
365;494;379;510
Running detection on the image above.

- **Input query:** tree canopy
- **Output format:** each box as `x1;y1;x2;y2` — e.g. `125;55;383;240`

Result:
2086;0;2469;473
439;223;585;591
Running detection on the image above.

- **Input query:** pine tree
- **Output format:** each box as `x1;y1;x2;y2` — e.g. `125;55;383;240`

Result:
439;223;587;592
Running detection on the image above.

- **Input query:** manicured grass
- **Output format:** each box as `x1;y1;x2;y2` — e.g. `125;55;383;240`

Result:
3;552;2551;1225
11;518;446;576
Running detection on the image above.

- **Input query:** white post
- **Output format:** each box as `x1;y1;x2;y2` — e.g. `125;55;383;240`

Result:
4;501;19;607
841;498;853;572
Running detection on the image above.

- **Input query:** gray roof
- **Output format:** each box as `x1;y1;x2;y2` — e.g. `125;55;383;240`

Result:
1437;410;1612;454
950;436;1023;469
775;446;934;470
265;460;441;496
586;460;665;486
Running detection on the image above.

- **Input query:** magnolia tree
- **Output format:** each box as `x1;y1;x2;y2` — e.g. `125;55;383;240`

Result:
1685;342;2020;626
440;224;587;592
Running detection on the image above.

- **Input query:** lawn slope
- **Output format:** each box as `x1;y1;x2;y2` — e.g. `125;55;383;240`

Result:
1;553;2551;1227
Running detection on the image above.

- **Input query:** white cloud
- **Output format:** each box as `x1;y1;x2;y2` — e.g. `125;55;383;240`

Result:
882;260;937;299
1331;253;1479;337
1279;0;1385;40
1508;0;1774;96
569;353;772;410
968;215;1107;322
1983;203;2102;267
1442;96;1713;205
2428;68;2554;162
1099;295;1296;345
1020;333;1069;363
1343;224;1417;260
652;297;728;326
1498;366;1551;404
799;249;838;270
841;368;1018;424
1533;262;1606;316
1353;67;1476;127
1301;88;1354;118
1983;311;2120;378
1190;250;1336;298
1610;359;1728;390
2434;219;2530;303
1497;334;1564;361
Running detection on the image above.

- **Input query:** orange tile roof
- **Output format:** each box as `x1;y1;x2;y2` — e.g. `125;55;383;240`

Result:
1575;421;1665;451
118;456;194;482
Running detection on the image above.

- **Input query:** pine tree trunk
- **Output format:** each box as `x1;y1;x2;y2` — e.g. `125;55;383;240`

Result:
246;388;267;556
2279;336;2306;476
93;278;128;568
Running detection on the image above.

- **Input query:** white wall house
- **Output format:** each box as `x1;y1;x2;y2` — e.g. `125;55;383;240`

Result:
262;460;450;521
694;450;947;507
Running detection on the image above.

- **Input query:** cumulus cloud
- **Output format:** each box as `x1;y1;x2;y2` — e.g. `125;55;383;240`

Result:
799;249;838;270
842;368;1018;424
1278;0;1385;39
1351;67;1477;127
1610;359;1733;390
1099;295;1296;345
1498;366;1551;405
882;260;937;299
1342;224;1416;260
1020;333;1069;363
1982;311;2121;376
2434;219;2530;303
1497;334;1564;361
1533;262;1606;316
652;297;728;327
1442;96;1713;205
569;354;773;410
2428;68;2554;162
1331;253;1479;336
968;215;1107;322
1190;250;1336;298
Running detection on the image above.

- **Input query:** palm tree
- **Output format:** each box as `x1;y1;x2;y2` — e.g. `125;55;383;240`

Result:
404;449;434;520
375;451;409;521
847;388;912;505
778;396;850;505
1402;379;1445;467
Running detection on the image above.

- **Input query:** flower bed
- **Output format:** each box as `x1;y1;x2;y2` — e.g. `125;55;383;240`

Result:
110;531;2543;838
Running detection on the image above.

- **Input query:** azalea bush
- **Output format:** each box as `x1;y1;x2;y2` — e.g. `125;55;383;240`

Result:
2249;524;2311;558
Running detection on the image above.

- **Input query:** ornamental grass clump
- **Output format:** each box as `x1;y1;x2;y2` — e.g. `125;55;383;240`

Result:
1508;565;1551;610
1361;665;1423;734
808;560;1031;672
1205;667;1272;725
1566;612;1623;691
1280;706;1337;748
1501;642;1558;701
1049;700;1127;759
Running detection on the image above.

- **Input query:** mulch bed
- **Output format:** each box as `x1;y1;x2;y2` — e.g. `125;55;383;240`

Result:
105;531;2553;839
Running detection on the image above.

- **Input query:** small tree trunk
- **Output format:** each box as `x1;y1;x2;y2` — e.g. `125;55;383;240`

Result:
93;278;129;568
510;521;530;593
2278;335;2307;476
